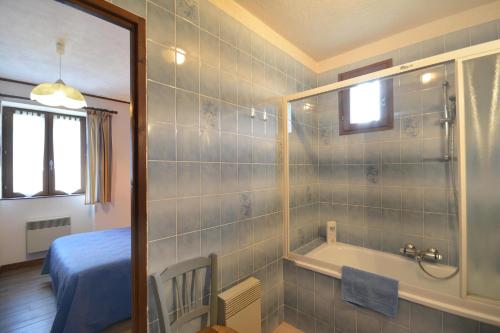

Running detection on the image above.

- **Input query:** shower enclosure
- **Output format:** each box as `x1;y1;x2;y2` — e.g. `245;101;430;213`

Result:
282;39;500;326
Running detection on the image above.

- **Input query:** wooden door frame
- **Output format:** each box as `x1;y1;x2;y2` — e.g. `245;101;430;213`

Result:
56;0;147;331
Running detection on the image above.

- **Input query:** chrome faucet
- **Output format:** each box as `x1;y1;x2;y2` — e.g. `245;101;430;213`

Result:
400;243;417;258
418;248;443;262
400;243;443;263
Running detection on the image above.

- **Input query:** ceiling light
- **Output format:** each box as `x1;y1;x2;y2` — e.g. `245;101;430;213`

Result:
175;48;186;65
30;39;87;109
420;72;434;84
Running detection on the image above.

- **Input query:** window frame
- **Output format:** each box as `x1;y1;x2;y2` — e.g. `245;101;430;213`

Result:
338;59;394;135
1;106;86;199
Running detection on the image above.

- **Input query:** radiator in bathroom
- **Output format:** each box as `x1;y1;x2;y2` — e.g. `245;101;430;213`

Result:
217;277;262;333
26;217;71;254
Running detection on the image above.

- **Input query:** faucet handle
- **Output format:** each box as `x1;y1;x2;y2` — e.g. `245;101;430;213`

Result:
400;243;417;257
421;248;443;262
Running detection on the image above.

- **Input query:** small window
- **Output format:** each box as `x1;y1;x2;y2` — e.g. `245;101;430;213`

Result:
339;59;393;135
2;106;86;198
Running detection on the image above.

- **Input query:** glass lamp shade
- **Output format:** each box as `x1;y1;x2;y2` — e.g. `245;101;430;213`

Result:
30;79;87;109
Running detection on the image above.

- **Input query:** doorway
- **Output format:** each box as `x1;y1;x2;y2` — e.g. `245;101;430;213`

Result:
0;0;147;331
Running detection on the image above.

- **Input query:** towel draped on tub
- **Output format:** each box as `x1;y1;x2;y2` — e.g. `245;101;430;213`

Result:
341;266;399;318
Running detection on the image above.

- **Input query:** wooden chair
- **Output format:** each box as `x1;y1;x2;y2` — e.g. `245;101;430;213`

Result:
151;253;221;333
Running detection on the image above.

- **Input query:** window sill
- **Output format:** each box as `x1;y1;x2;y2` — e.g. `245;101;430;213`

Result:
0;193;85;201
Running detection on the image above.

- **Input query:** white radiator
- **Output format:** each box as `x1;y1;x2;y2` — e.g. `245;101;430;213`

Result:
26;217;71;254
218;277;262;333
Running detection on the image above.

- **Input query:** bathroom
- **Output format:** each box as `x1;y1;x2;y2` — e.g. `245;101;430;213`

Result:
143;0;500;331
143;1;500;333
0;1;499;333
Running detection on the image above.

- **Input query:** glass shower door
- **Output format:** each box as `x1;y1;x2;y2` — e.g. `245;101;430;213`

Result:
461;51;500;301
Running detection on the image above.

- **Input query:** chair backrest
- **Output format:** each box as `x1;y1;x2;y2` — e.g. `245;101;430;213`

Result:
151;253;218;333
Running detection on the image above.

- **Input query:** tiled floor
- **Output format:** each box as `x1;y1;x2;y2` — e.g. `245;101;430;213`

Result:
0;263;131;333
272;322;304;333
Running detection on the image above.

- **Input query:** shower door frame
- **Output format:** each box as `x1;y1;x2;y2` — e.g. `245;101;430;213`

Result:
281;38;500;315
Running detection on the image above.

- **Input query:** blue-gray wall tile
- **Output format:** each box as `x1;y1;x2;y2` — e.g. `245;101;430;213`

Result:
410;303;443;333
149;0;174;12
221;223;238;254
200;64;220;99
177;197;201;234
148;199;176;241
176;55;200;92
175;89;199;126
201;195;221;228
201;227;220;256
149;237;177;274
177;162;200;196
148;161;176;199
199;0;219;36
443;313;479;333
177;126;200;161
444;29;470;52
177;231;201;262
147;2;174;47
200;30;219;67
147;81;175;124
221;252;238;287
470;21;498;45
147;41;175;86
114;0;147;17
176;0;198;24
148;122;176;161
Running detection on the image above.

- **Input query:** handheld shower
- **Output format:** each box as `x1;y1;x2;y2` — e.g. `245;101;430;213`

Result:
401;81;460;280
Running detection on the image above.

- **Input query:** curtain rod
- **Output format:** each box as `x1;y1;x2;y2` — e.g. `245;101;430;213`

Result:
0;93;118;115
84;107;118;115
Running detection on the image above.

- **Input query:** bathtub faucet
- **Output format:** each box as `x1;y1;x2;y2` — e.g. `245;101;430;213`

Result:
400;243;417;258
400;243;443;263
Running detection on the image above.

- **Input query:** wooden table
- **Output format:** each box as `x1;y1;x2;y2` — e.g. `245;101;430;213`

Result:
197;325;238;333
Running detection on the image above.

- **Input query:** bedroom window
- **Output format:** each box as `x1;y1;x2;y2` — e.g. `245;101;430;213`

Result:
338;59;394;135
1;106;86;198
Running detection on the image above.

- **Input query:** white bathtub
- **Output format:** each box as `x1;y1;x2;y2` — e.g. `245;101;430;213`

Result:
289;242;500;327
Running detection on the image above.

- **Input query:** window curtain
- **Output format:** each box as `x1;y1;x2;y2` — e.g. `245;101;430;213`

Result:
85;110;112;204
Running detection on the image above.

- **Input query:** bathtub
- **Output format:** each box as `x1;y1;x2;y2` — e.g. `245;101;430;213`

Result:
289;242;500;327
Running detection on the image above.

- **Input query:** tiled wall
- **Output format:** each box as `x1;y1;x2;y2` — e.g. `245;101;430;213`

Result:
314;64;458;265
103;1;500;331
108;0;315;331
289;20;500;265
288;96;321;252
283;260;500;333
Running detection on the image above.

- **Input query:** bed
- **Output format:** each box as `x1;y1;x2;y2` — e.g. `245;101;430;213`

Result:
42;227;131;333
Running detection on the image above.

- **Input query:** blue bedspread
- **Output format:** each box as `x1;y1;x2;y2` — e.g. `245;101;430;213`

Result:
42;227;131;333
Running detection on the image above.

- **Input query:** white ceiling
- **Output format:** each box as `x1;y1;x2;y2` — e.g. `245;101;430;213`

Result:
0;0;130;101
234;0;497;61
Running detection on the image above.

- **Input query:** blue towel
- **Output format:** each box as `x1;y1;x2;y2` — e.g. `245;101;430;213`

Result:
341;266;399;318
